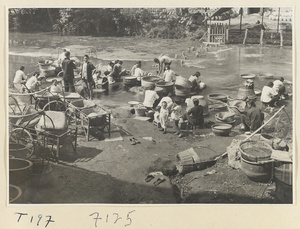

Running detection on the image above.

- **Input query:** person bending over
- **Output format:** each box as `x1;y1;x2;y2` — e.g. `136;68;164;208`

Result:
240;100;264;132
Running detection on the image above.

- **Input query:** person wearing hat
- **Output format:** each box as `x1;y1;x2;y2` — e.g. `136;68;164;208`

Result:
240;100;264;132
154;54;172;76
81;54;96;99
25;72;44;92
62;51;76;92
178;98;204;137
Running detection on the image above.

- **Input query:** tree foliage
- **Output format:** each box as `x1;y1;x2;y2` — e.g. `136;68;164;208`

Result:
9;8;220;39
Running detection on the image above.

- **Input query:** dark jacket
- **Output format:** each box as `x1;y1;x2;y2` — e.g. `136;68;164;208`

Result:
62;58;76;80
81;62;95;82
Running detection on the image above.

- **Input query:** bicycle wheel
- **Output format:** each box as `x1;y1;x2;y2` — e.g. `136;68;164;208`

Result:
9;128;34;158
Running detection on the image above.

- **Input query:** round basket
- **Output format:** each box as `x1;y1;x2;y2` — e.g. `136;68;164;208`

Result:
141;76;161;89
155;81;174;94
128;101;139;107
239;140;273;162
240;73;256;79
174;87;190;97
211;123;232;136
134;106;147;117
9;185;22;203
9;158;33;185
124;76;137;85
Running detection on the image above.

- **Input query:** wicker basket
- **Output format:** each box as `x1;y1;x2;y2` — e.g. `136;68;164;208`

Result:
240;140;273;162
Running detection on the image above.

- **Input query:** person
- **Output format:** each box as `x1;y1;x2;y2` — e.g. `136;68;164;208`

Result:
153;92;173;126
188;71;202;92
134;63;146;86
58;48;70;67
273;77;287;99
154;54;172;75
50;79;63;94
104;61;114;76
171;99;184;136
13;66;27;92
25;72;43;92
179;98;204;137
162;65;176;82
130;61;141;76
240;100;264;132
109;60;123;80
100;73;109;95
261;82;280;107
143;84;159;110
81;54;96;99
159;101;169;134
62;51;76;92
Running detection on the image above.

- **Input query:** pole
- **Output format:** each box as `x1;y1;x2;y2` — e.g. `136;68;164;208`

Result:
243;105;286;142
280;30;283;46
277;7;280;33
239;8;243;34
261;8;264;25
243;29;248;45
260;29;264;45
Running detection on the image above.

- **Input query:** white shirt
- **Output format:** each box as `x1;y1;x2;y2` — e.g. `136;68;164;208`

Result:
188;75;198;83
261;86;276;103
13;70;27;84
134;68;144;81
163;70;176;82
82;62;88;79
25;76;38;91
171;105;183;120
273;80;284;94
143;90;159;108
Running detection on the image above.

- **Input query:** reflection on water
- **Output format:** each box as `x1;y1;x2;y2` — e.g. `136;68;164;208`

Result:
9;44;292;105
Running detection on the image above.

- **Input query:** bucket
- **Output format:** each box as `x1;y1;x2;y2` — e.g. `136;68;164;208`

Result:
134;106;147;117
241;157;273;182
9;158;33;185
141;76;161;89
211;124;232;136
154;87;164;98
191;95;209;116
237;88;256;100
124;76;137;86
155;81;174;95
274;163;292;203
239;140;273;162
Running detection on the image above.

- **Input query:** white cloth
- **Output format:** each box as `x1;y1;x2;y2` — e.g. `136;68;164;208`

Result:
58;52;66;62
50;84;62;94
25;76;38;91
185;98;194;111
13;70;27;84
134;68;144;81
171;105;183;120
163;70;176;82
143;90;159;108
82;62;88;79
159;106;169;129
130;64;138;76
158;96;173;109
261;86;276;103
273;80;284;94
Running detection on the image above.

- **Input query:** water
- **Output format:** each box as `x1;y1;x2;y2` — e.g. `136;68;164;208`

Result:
9;40;293;106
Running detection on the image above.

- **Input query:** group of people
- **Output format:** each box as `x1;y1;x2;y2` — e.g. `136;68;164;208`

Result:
239;77;288;133
260;77;288;107
142;85;204;137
